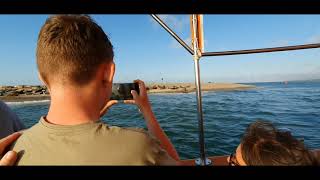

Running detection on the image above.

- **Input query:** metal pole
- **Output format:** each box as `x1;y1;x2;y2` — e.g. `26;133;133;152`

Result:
191;14;211;166
150;14;194;55
202;43;320;57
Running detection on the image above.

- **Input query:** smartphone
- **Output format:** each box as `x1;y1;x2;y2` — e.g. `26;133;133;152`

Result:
110;83;140;100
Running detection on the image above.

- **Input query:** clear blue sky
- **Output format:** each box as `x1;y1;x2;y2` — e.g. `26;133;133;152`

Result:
0;15;319;85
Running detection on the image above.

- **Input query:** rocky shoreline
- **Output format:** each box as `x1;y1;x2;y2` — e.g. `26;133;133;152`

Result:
0;83;255;102
0;85;50;102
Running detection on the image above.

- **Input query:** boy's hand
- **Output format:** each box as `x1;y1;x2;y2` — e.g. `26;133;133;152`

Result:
124;79;152;112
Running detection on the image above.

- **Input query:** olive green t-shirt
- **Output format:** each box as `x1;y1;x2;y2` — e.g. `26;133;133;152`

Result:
11;117;176;165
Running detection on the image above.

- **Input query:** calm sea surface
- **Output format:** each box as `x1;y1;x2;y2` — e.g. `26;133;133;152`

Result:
7;81;320;159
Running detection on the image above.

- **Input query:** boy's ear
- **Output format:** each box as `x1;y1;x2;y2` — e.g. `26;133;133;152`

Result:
38;73;50;91
104;61;115;83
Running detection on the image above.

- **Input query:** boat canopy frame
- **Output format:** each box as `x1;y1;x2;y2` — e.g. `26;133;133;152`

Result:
150;14;320;166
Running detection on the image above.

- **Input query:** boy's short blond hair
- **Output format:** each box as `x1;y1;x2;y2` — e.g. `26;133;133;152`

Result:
36;15;114;86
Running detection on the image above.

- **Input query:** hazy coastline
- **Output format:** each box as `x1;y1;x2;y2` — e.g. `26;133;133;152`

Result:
146;83;255;94
0;83;255;102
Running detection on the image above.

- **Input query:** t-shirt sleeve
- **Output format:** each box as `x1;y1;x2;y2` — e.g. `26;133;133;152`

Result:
124;127;178;165
144;132;178;166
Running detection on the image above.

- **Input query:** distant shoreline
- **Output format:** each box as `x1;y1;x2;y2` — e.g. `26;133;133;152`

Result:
146;83;256;94
0;83;256;102
0;95;50;102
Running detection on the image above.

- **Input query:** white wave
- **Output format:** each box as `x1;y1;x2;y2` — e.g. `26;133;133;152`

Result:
5;100;50;106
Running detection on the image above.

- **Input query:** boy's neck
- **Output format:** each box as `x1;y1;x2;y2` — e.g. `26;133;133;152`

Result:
46;86;102;125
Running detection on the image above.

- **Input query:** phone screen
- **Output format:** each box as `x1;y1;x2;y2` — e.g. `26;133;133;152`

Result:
110;83;140;100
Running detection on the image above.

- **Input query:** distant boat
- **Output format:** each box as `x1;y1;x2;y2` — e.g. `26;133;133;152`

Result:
284;81;288;85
